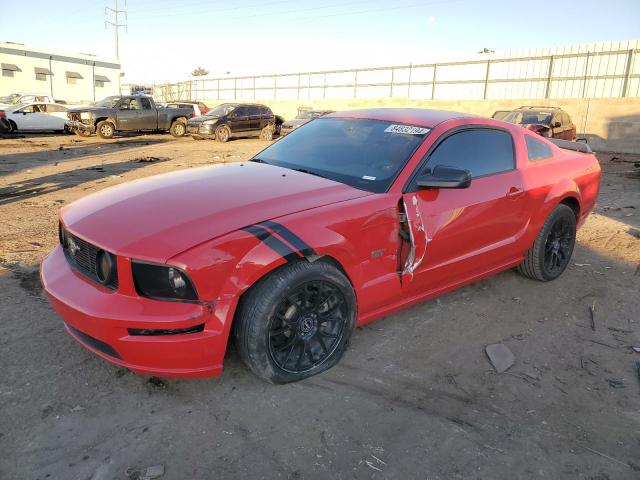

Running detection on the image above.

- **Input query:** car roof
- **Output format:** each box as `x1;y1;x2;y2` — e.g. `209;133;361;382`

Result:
327;108;474;128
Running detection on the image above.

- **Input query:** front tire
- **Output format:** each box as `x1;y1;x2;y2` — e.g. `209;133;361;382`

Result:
169;118;186;137
234;261;357;384
216;125;230;143
518;204;576;281
96;121;115;139
74;129;92;137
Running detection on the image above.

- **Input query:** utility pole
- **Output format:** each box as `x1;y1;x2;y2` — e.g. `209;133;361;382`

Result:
105;0;127;94
105;0;127;60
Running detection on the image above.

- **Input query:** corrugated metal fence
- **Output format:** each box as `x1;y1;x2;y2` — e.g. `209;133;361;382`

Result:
152;40;640;102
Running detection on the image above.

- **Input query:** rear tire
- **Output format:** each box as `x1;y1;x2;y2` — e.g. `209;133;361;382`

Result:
216;125;230;143
169;118;187;137
234;261;357;384
259;124;274;141
518;204;576;281
96;121;115;139
7;120;17;133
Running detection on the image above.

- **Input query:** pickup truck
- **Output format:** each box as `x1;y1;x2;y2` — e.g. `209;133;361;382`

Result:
66;96;192;139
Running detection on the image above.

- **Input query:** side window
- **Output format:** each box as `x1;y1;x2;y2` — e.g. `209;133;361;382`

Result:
247;106;260;117
140;98;152;110
261;106;272;116
234;106;248;117
425;129;514;178
525;135;553;161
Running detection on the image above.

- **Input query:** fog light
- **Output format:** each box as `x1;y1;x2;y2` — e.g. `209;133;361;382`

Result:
96;250;115;284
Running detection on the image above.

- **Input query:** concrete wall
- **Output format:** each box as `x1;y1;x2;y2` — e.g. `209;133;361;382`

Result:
0;43;120;103
221;97;639;154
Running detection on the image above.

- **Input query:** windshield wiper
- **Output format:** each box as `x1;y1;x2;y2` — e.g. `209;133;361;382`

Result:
251;157;270;164
291;168;327;179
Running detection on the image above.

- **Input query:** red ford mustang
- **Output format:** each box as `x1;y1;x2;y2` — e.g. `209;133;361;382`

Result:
41;109;601;383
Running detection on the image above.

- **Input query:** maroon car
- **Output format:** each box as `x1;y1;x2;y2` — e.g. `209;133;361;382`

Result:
492;106;576;141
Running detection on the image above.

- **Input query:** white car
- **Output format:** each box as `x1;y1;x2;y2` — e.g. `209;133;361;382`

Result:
0;93;55;109
1;102;70;133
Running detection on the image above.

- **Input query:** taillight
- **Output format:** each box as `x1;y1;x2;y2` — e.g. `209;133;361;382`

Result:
190;109;195;117
0;110;5;119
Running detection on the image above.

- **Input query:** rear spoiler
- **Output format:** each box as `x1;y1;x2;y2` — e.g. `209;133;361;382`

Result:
548;138;592;154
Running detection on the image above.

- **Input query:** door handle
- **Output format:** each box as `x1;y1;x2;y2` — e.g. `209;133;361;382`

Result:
506;187;524;198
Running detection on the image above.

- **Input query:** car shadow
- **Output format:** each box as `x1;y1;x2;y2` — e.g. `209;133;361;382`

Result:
0;156;172;206
0;136;174;177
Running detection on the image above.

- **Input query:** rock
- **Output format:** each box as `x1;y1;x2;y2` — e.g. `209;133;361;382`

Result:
485;343;515;373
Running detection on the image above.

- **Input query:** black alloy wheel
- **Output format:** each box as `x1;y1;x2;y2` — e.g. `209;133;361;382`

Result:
268;280;348;373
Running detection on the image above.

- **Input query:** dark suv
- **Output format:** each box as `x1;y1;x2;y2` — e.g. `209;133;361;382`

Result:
492;106;576;141
187;103;280;142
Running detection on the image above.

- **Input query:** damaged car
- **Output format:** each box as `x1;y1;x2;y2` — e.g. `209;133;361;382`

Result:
186;103;283;141
492;106;577;141
280;108;335;136
41;109;600;384
66;95;192;139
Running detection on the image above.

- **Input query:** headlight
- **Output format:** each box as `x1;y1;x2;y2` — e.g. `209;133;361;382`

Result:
201;119;216;126
80;112;91;119
131;261;198;302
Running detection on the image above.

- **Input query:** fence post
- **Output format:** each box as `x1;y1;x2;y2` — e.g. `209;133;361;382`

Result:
253;77;256;100
431;64;437;100
483;60;491;100
217;79;220;100
545;55;554;99
581;52;590;98
407;63;413;98
323;73;327;99
622;49;634;97
390;68;395;98
297;73;301;100
354;70;358;98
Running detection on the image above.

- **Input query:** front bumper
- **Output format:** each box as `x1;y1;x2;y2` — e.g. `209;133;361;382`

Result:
187;123;215;139
41;246;236;378
66;120;95;133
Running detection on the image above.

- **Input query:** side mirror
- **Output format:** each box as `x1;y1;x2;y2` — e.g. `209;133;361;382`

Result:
553;121;561;128
416;165;472;189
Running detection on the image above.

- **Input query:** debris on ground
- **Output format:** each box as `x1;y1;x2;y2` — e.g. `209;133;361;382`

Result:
134;156;168;163
628;228;640;239
485;343;515;373
574;263;591;267
632;346;640;353
148;377;167;389
589;302;596;331
606;378;625;389
86;165;105;171
636;362;640;384
126;464;165;480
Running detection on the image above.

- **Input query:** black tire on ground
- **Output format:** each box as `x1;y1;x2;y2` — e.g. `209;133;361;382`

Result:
216;125;230;143
234;260;357;384
96;121;115;139
169;118;187;137
8;120;17;133
259;124;274;141
74;129;92;137
517;204;576;281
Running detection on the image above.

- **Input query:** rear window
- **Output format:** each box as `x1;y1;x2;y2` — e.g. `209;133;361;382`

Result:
253;118;429;193
525;135;553;161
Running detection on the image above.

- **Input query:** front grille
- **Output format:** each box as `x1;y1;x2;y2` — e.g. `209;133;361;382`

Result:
60;224;119;290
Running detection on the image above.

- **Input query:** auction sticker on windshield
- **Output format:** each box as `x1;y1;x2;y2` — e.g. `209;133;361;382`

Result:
384;124;431;135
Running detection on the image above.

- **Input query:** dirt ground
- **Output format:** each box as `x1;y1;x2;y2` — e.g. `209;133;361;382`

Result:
1;132;639;480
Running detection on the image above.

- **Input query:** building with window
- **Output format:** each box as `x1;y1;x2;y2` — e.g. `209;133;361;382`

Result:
0;42;121;103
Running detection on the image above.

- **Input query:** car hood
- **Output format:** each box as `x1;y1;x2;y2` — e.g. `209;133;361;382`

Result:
283;119;309;128
61;162;372;262
67;106;108;114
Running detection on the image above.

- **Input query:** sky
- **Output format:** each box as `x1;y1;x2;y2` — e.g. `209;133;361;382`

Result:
1;0;639;84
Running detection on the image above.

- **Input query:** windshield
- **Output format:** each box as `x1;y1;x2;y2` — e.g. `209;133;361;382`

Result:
0;94;21;104
503;110;552;126
92;96;121;108
205;104;236;116
252;118;429;193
